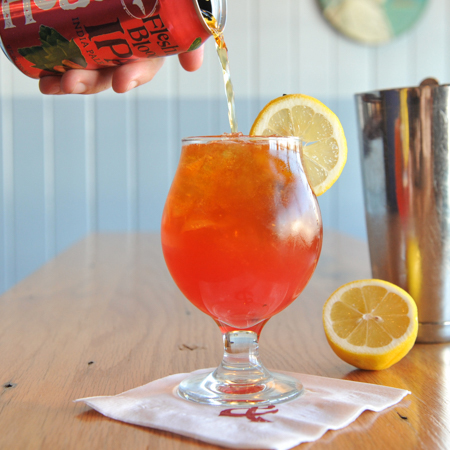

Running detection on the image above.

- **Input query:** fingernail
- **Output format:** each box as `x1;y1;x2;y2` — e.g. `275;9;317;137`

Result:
126;81;138;91
72;83;87;94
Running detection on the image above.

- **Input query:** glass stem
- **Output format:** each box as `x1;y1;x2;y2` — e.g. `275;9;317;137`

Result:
212;330;272;385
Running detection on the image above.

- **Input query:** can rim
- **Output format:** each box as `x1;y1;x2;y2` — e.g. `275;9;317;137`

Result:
193;0;227;35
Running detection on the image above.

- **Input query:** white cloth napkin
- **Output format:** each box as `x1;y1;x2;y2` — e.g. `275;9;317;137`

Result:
75;368;410;450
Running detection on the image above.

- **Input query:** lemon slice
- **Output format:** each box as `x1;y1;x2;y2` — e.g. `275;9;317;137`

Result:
322;279;418;370
249;94;347;196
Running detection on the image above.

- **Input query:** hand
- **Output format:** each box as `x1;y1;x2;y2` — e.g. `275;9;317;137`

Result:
39;45;204;95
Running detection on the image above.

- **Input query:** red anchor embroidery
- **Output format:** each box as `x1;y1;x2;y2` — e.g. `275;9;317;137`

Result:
219;405;279;423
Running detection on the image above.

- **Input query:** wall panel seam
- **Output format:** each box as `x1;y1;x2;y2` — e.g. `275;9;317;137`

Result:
126;90;138;230
85;96;97;232
1;62;15;289
43;95;56;259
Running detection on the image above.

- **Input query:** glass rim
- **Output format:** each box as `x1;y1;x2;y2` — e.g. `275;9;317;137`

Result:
182;135;302;145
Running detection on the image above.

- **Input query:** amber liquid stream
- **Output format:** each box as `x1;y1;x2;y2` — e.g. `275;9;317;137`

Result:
204;13;238;133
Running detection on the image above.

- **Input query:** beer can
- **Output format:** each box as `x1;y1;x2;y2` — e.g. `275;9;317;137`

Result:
0;0;226;79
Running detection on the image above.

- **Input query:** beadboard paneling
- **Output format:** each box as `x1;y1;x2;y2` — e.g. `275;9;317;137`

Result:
1;0;447;294
13;98;47;284
53;97;89;252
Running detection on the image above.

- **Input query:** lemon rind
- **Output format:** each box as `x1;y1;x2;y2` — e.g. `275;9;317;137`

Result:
250;94;347;196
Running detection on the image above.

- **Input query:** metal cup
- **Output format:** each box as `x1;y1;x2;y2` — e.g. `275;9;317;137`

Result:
355;79;450;343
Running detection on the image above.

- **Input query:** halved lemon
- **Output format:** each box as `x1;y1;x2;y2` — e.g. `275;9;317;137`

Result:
250;94;347;196
322;279;418;370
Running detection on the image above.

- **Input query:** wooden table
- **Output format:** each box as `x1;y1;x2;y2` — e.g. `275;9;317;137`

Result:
1;231;449;449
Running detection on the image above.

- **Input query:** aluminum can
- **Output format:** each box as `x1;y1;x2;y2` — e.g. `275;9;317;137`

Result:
356;79;450;343
0;0;226;79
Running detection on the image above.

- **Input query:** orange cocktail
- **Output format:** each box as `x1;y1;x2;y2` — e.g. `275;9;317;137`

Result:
161;134;322;405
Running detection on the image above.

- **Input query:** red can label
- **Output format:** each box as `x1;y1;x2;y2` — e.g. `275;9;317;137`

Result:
0;0;210;78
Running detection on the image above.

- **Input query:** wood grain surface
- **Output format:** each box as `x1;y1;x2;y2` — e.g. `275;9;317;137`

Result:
0;231;449;449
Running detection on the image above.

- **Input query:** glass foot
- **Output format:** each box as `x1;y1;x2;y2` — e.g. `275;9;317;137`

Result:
177;369;303;406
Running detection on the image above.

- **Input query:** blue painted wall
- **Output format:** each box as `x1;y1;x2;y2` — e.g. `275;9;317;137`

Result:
1;0;448;294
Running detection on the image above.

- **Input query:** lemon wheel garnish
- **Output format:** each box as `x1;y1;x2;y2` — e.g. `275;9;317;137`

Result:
249;94;347;196
322;279;418;370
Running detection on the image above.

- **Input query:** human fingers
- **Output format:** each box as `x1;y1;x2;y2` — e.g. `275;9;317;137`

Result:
110;57;165;93
39;67;116;95
39;59;164;95
60;67;117;94
178;45;204;72
39;75;65;95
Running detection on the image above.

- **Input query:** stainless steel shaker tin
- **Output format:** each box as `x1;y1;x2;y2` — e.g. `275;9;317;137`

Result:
356;80;450;343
